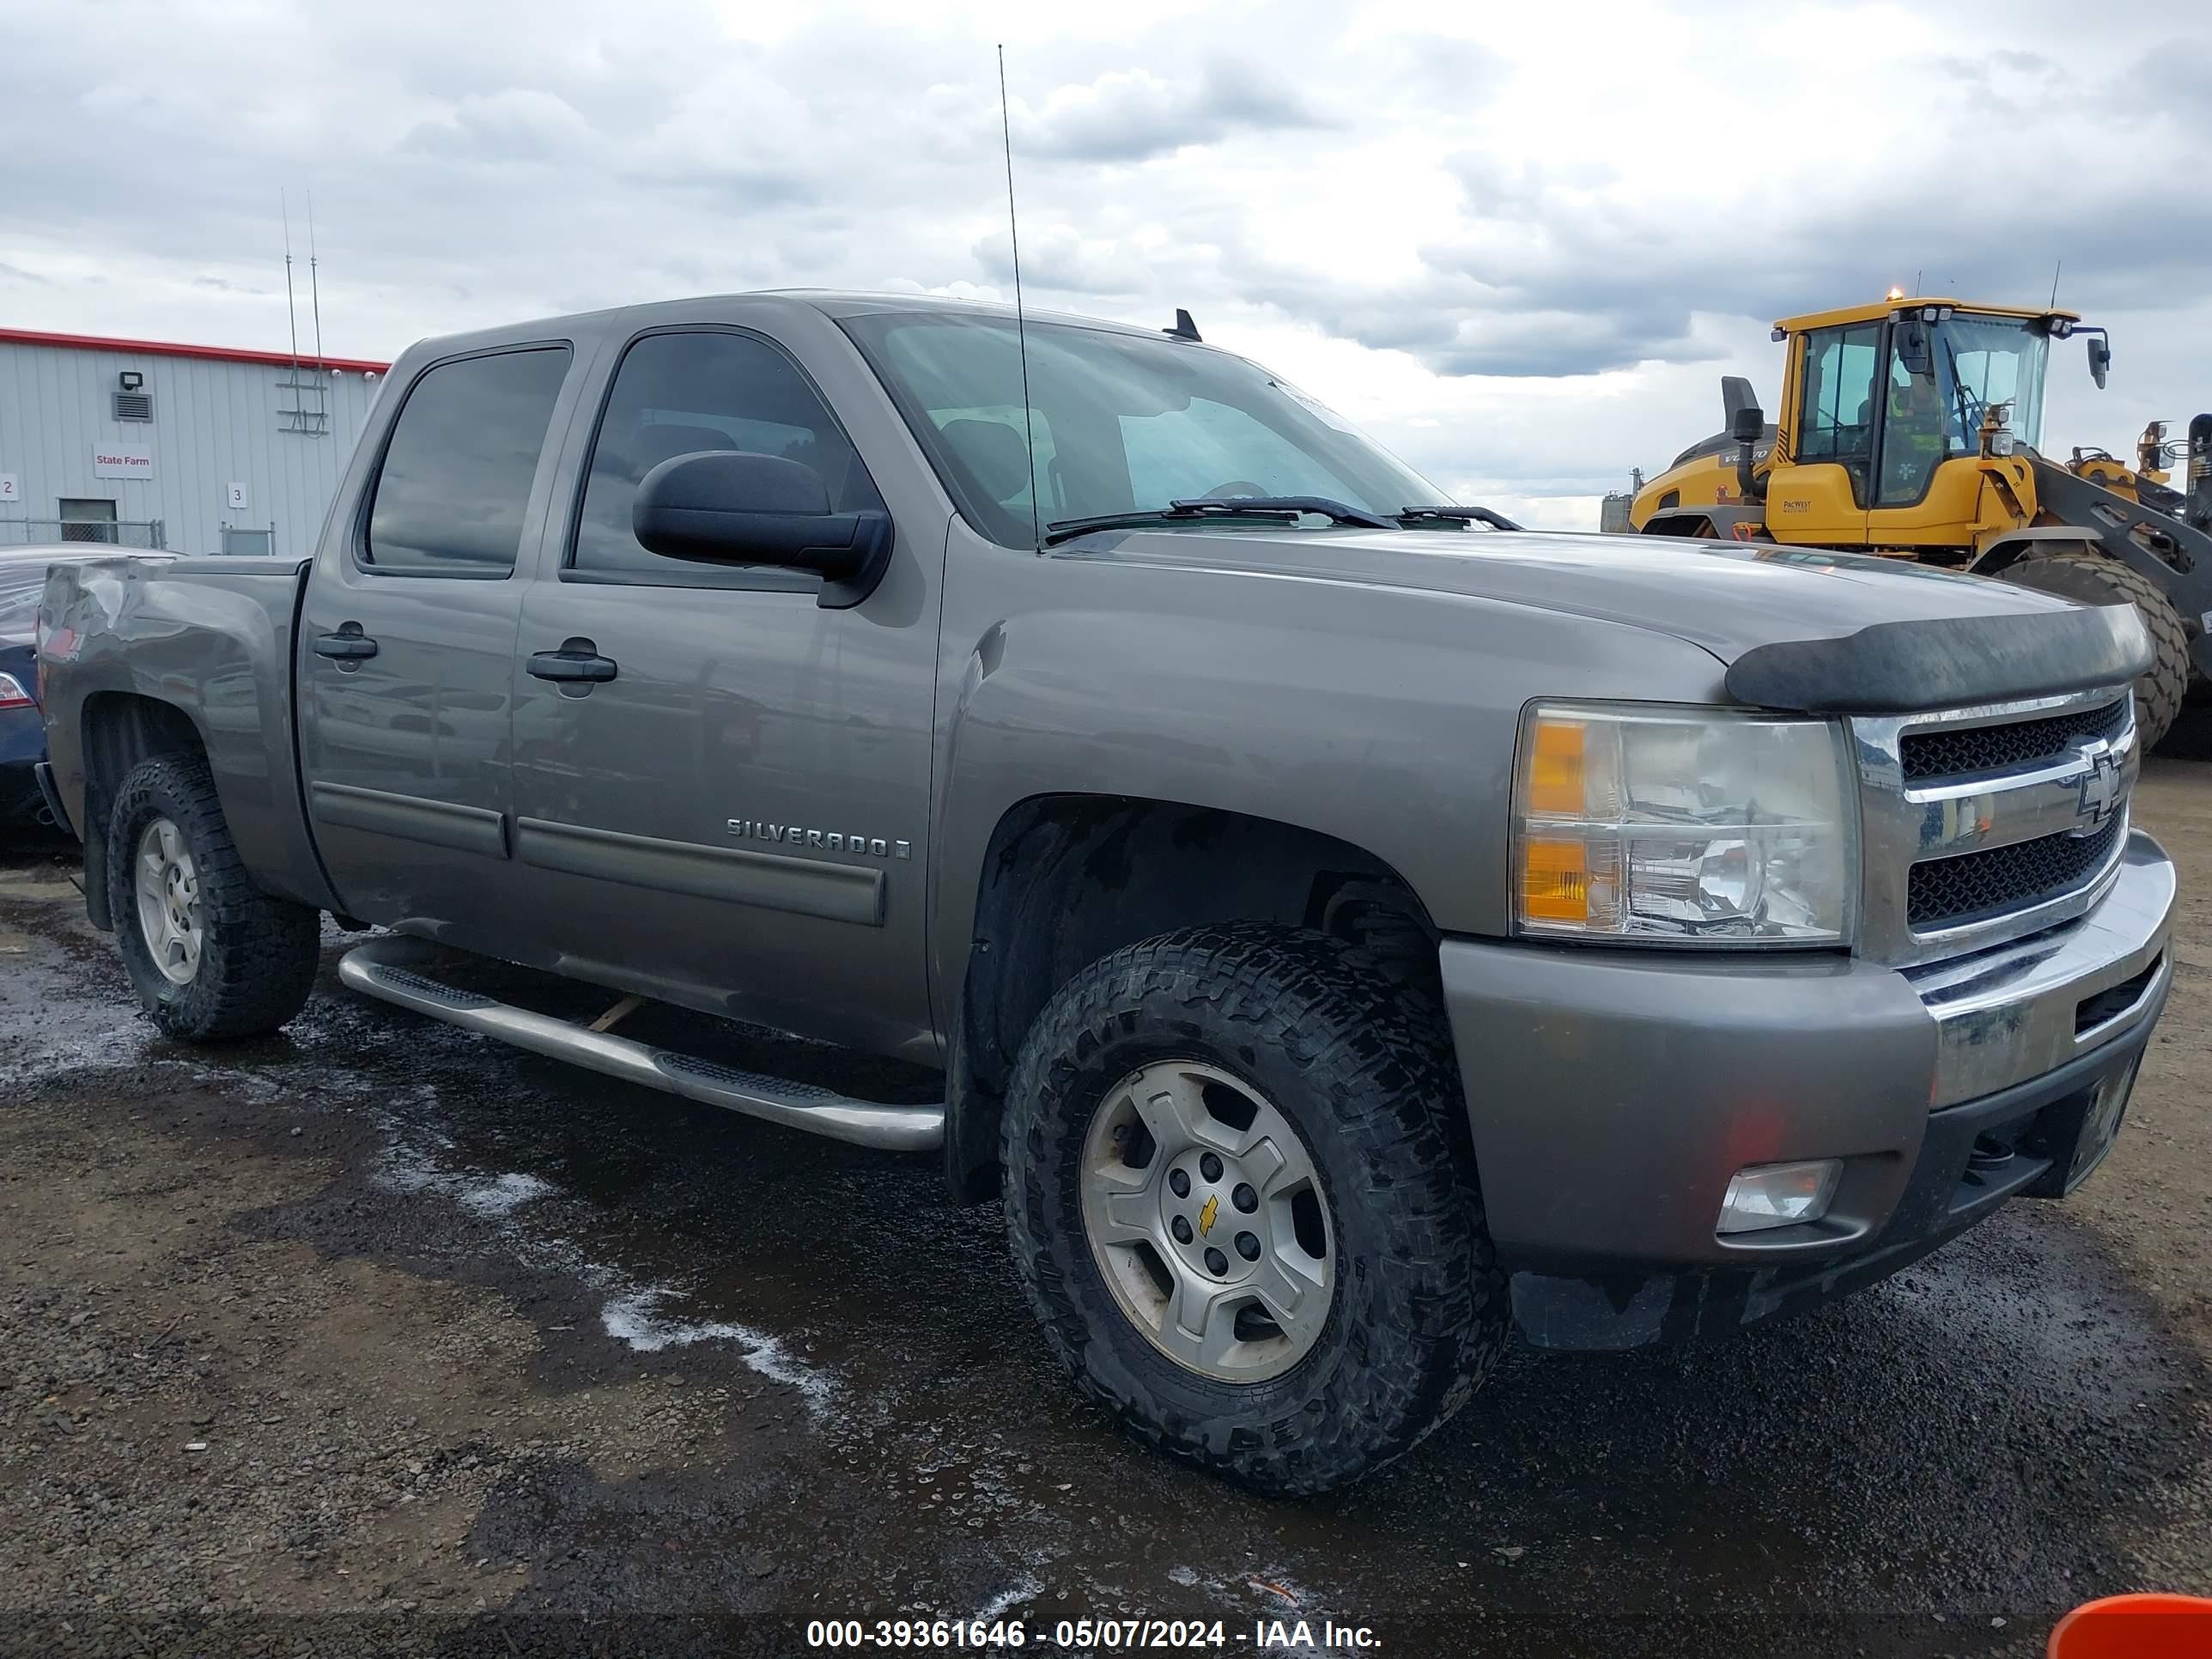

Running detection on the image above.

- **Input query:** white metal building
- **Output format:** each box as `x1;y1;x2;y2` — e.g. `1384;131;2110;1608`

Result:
0;327;389;558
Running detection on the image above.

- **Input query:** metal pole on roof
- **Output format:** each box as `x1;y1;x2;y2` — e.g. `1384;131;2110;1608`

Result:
281;190;303;389
307;191;325;367
307;191;327;425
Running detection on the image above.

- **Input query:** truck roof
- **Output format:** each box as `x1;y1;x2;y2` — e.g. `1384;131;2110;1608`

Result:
1773;296;2082;332
778;290;1171;337
394;289;1184;367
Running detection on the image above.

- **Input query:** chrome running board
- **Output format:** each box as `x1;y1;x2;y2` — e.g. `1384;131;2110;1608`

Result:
337;936;943;1153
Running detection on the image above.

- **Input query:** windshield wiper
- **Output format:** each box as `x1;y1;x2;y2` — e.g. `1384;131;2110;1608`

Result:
1396;505;1522;532
1171;496;1397;528
1042;495;1395;546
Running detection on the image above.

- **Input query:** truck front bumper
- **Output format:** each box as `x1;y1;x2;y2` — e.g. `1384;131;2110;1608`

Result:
1439;829;2175;1351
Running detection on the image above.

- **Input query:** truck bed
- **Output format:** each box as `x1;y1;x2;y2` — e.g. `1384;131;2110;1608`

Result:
38;555;337;920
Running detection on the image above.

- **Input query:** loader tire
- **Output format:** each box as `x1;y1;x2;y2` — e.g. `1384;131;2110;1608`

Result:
1996;546;2189;750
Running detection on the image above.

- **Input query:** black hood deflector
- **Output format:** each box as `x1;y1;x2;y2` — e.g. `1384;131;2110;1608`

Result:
1724;603;2152;714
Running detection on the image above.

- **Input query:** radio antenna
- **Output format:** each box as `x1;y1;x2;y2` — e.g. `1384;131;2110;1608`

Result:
2049;258;2063;308
997;44;1042;550
280;190;302;386
307;190;325;371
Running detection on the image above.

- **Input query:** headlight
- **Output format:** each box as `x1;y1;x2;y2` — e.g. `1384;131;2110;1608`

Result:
1512;701;1856;945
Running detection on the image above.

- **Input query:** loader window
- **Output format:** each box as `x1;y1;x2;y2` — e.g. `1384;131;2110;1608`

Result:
1796;324;1881;504
1878;351;1952;506
1934;314;2050;452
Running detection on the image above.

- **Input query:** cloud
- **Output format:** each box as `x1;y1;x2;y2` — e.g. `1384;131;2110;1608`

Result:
1021;62;1335;162
1202;35;2212;380
398;88;596;163
0;0;2207;514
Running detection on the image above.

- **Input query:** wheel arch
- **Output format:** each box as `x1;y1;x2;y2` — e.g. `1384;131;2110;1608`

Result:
1966;525;2100;578
943;793;1440;1202
77;692;211;932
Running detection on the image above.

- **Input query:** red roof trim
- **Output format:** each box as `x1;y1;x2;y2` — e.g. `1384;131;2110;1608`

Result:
0;326;388;374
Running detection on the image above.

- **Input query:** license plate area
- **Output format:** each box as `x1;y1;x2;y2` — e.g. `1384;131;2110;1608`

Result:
2065;1058;2141;1191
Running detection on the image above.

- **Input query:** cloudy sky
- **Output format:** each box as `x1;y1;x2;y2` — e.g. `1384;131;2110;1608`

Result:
4;0;2209;526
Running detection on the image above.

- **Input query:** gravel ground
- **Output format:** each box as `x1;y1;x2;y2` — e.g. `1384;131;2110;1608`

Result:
2;730;2209;1658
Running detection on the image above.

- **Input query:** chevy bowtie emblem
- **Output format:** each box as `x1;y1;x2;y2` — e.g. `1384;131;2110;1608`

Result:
1198;1194;1219;1237
2074;747;2121;835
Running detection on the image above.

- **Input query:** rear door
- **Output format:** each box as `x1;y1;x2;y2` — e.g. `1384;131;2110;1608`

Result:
503;321;942;1059
296;343;575;939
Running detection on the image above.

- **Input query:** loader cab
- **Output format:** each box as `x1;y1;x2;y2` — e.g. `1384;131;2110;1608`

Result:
1625;295;2096;550
1764;298;2069;550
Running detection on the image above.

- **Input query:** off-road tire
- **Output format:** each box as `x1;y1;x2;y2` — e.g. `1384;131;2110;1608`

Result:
106;754;320;1041
1996;545;2189;749
1002;923;1507;1495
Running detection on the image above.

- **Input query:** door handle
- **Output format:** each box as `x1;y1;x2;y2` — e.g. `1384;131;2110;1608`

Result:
313;629;378;660
527;647;618;684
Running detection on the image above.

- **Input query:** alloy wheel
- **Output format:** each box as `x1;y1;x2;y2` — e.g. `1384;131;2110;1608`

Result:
1079;1060;1334;1382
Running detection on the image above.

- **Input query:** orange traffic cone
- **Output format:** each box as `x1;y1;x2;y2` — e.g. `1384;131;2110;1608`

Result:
2049;1594;2212;1658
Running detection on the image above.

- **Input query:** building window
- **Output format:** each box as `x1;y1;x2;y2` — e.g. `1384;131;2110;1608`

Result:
221;526;273;556
58;499;118;544
112;390;155;422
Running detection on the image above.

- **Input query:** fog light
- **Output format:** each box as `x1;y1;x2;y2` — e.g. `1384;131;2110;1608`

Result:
1717;1159;1842;1235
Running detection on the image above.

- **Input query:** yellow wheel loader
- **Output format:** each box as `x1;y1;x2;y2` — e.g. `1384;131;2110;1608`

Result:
1623;295;2208;747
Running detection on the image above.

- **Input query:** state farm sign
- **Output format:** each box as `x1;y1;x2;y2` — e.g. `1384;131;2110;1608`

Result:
92;442;153;480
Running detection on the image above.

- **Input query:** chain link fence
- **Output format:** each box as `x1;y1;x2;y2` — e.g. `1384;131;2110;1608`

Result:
0;519;166;549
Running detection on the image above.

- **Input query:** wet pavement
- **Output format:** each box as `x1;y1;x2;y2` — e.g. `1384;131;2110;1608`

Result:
4;759;2211;1657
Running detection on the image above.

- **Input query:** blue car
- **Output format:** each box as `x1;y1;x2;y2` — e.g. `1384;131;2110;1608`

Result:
1;546;168;830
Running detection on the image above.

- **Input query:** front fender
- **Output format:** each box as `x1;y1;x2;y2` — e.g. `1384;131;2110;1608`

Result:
925;550;1735;1018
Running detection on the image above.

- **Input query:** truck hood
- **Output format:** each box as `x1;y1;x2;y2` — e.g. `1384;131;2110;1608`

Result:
1060;525;2077;665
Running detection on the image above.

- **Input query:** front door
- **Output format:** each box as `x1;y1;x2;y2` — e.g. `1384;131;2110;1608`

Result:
1765;322;1879;546
296;344;574;939
506;324;941;1059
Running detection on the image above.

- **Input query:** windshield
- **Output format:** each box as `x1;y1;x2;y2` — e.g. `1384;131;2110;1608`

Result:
1932;314;2049;451
838;310;1448;547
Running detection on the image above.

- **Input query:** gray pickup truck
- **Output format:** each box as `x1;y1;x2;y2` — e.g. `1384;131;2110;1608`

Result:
35;292;2176;1494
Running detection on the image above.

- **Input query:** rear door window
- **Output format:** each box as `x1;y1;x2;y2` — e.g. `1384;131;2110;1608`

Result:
364;347;571;575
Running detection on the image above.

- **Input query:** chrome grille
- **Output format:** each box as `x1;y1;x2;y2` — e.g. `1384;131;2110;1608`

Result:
1899;699;2126;783
1906;816;2124;929
1850;688;2138;969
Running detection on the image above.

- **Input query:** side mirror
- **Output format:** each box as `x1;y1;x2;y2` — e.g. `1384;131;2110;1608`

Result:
1720;374;1759;428
632;451;893;610
1896;320;1934;377
2087;337;2112;390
